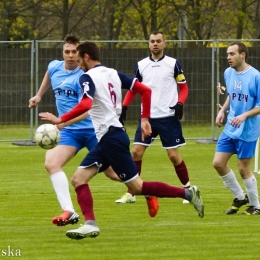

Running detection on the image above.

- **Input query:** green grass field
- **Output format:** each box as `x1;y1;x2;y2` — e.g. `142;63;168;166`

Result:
0;126;260;259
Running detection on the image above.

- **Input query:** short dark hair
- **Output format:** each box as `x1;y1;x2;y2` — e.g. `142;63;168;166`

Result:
229;42;248;60
150;31;164;39
76;41;100;61
63;34;80;45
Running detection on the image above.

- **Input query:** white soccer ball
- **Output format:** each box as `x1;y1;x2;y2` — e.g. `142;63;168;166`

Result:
35;124;60;150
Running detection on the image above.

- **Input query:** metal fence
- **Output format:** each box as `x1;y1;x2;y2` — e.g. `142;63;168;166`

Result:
1;39;260;142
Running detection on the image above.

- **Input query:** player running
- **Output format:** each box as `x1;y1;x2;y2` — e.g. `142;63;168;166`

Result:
29;34;119;227
39;41;204;240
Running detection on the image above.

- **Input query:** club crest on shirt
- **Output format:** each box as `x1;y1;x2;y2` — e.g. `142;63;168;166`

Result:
83;81;89;92
60;78;68;85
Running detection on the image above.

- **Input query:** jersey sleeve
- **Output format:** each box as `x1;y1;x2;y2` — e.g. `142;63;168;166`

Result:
133;64;142;82
256;73;260;107
117;71;137;90
78;73;96;100
224;68;229;95
47;60;60;78
174;60;186;83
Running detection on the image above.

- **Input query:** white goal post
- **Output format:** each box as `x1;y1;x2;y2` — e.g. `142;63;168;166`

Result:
254;138;260;174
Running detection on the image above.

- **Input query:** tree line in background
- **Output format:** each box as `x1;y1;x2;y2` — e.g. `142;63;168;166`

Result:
0;0;260;44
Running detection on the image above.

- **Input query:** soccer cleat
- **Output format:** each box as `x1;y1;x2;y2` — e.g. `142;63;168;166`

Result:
183;199;190;204
242;206;260;215
190;186;204;218
115;192;136;203
66;224;100;240
146;196;159;217
226;194;249;214
52;210;80;226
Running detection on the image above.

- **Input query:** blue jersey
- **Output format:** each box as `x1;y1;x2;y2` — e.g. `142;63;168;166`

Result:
223;66;260;141
48;60;94;130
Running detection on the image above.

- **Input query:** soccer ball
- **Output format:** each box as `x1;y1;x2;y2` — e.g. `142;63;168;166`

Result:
35;124;60;150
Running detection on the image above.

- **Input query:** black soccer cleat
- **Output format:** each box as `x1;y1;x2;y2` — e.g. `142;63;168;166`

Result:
242;206;260;215
226;194;249;214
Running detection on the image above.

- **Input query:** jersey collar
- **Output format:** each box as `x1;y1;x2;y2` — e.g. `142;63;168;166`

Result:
236;65;251;74
149;54;165;62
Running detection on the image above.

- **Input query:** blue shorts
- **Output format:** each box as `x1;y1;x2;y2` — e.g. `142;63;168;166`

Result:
134;116;185;149
79;127;138;183
59;128;97;152
216;132;257;159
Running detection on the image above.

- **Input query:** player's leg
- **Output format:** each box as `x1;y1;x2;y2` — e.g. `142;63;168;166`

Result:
166;148;190;204
46;128;92;226
237;140;260;215
66;145;109;240
115;144;146;203
115;120;151;203
66;165;101;239
213;132;248;214
83;128;120;182
107;128;202;218
126;176;204;218
45;144;80;226
158;117;190;203
103;166;121;181
114;123;159;216
166;149;189;186
115;121;146;203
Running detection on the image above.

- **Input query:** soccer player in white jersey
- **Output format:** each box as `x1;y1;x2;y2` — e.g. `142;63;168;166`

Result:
213;42;260;215
29;34;119;226
116;31;191;213
39;41;204;239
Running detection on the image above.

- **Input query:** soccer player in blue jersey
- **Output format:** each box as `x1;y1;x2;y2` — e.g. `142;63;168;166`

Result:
29;34;119;226
39;41;204;239
213;42;260;215
115;31;191;213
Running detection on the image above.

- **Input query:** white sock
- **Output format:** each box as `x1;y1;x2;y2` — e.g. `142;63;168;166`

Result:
244;175;260;208
183;182;190;189
221;170;244;199
50;171;74;212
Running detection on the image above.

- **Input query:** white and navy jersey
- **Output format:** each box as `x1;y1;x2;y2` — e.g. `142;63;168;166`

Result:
224;65;260;141
134;55;186;118
48;60;93;130
79;65;136;141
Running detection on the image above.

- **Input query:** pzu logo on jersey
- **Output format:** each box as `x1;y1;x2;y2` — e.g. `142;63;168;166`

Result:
55;88;78;97
231;80;248;102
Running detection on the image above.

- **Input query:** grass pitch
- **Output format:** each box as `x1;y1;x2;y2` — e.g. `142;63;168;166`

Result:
0;126;260;259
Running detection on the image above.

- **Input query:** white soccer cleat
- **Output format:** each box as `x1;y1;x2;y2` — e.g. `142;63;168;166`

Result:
66;224;100;240
190;186;204;218
182;199;190;204
115;192;136;203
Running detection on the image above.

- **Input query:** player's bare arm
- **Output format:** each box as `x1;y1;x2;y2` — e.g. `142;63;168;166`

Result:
29;71;52;108
141;118;152;141
217;82;226;95
56;112;90;130
40;96;92;126
231;107;260;128
39;112;62;125
216;97;230;127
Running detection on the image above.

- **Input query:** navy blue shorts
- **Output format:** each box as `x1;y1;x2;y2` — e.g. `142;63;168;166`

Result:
134;116;185;149
79;127;138;183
